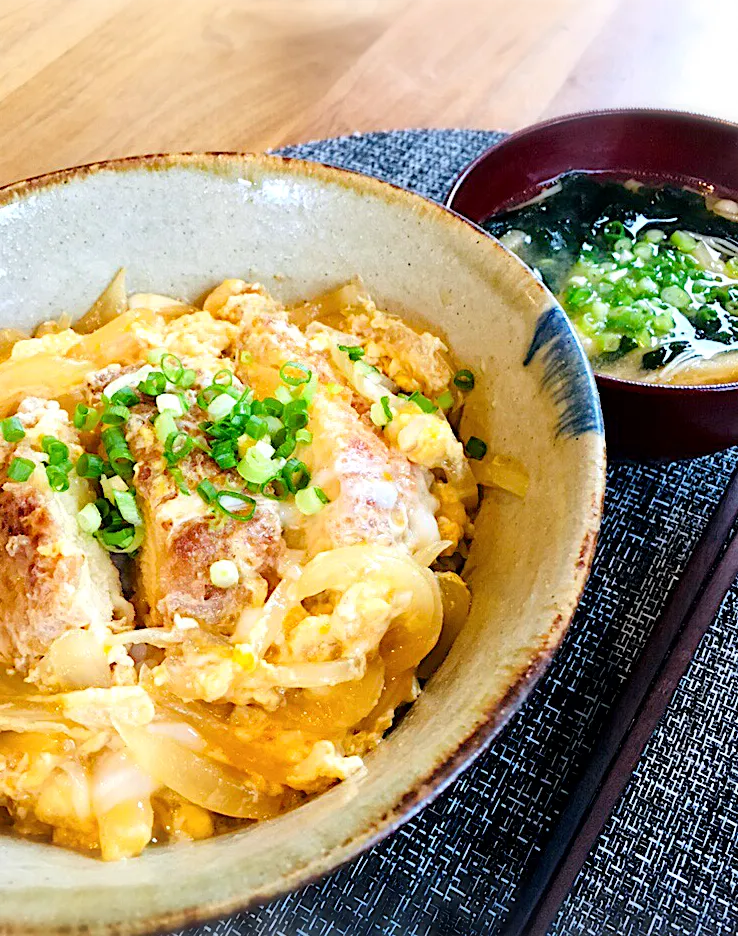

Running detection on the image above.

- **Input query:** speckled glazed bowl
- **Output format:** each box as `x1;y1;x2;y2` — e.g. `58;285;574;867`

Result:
0;154;605;936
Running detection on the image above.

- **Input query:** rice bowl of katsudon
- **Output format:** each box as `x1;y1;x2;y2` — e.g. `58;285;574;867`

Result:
0;153;604;935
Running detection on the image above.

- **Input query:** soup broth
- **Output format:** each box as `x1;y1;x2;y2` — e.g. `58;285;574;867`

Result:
484;173;738;384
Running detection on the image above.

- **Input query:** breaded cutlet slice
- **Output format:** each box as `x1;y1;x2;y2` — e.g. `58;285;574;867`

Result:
0;398;132;675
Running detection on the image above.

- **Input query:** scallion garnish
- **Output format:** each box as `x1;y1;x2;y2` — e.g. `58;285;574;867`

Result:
282;457;310;493
101;404;130;426
77;502;102;533
215;490;256;521
7;456;34;482
110;386;140;408
101;426;135;480
260;476;289;501
408;390;437;413
338;344;365;362
262;397;284;418
295;428;313;445
465;436;487;460
436;390;454;410
73;404;100;431
197;479;217;504
279;361;312;386
138;371;167;397
211;439;238;470
160;353;184;385
46;465;70;492
453;369;475;391
154;411;178;445
207;393;237;422
275;436;296;459
295;485;329;515
114;489;143;526
243;415;268;440
1;417;25;442
213;369;233;387
179;368;197;389
76;453;107;478
164;431;195;465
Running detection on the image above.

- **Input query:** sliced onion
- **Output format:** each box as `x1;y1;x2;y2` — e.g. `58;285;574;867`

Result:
74;268;128;334
413;539;454;567
232;574;299;653
107;628;185;649
38;630;112;690
471;454;529;499
114;718;284;819
154;693;290;784
416;572;471;679
236;658;364;690
92;748;158;816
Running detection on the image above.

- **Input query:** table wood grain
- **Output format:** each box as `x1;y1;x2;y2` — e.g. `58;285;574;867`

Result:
0;0;736;188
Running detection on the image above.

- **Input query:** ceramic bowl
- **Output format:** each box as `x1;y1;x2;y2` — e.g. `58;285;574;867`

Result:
447;109;738;460
0;153;605;935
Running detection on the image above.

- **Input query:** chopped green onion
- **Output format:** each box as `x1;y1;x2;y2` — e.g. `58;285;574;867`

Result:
240;351;253;365
72;404;100;432
276;436;296;459
644;228;666;243
160;353;184;384
295;485;329;515
147;348;167;365
299;370;319;403
238;447;280;484
76;453;106;478
465;436;487;460
660;285;691;309
210;559;239;588
7;456;35;482
168;465;190;495
46;465;70;492
99;526;144;554
100;404;130;426
154;411;178;445
197;479;218;504
279;361;311;386
215;490;256;521
284;408;309;430
114;490;143;526
243;415;269;440
1;416;25;442
260;477;289;501
370;401;390;426
164;431;194;465
282;458;310;493
138;371;167;396
156;393;184;416
670;230;697;252
408;390;437;413
264;415;284;436
41;436;71;468
453;369;475;391
274;385;293;405
179;368;197;389
207;393;237;422
213;369;233;387
110;387;140;408
436;390;454;410
101;427;135;480
77;502;102;533
211;439;238;470
338;344;365;362
295;429;313;445
262;398;284;418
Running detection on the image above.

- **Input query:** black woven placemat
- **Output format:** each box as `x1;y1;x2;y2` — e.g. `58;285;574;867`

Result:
181;130;738;936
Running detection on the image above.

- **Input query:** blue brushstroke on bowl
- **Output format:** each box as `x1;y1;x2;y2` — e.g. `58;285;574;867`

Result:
524;305;604;439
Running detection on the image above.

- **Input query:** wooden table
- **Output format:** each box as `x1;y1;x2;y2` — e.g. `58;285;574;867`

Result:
1;0;735;188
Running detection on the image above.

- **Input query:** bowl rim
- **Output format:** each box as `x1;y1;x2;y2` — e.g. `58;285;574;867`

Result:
0;150;606;935
446;107;738;394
